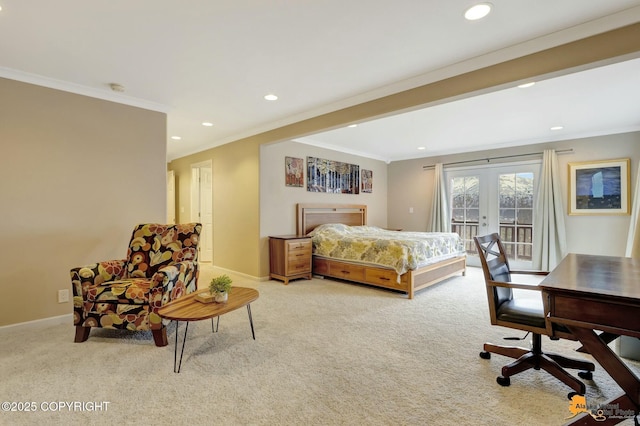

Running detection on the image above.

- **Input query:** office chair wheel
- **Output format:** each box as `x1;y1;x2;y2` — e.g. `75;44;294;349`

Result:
578;371;593;380
496;376;510;386
479;351;491;359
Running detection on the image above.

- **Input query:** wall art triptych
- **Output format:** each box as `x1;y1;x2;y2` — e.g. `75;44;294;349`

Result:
284;156;372;194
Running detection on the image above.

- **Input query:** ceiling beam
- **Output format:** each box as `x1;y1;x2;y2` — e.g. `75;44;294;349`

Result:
230;22;640;148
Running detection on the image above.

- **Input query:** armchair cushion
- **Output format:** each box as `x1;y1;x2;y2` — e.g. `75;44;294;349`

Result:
86;278;151;304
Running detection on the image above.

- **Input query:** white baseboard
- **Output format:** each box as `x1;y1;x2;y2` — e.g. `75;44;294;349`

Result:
0;314;72;333
203;264;270;282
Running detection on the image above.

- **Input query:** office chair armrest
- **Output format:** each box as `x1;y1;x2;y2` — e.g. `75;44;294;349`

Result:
510;270;549;276
489;280;542;291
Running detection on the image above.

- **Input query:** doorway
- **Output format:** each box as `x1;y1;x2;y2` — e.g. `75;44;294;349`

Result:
191;161;213;263
167;170;176;224
446;161;539;269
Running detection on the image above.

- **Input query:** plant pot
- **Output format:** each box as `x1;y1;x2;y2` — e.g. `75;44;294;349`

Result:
214;292;228;303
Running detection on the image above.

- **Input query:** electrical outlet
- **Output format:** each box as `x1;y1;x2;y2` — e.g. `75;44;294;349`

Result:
58;289;69;303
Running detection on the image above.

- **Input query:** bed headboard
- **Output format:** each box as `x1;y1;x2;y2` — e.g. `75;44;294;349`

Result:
296;203;367;235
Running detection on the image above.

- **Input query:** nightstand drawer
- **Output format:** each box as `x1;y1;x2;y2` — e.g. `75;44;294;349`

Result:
287;240;311;252
288;250;311;262
288;259;311;274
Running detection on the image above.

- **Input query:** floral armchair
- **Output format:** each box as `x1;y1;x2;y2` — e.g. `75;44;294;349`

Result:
71;223;202;346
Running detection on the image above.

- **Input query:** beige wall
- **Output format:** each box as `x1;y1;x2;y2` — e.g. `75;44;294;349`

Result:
259;141;388;276
388;133;640;256
167;139;262;278
0;78;167;327
168;24;640;279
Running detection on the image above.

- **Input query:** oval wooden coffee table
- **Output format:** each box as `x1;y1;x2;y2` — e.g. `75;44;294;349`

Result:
158;286;259;373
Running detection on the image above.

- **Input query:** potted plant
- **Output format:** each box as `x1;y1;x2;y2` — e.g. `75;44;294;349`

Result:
209;274;232;303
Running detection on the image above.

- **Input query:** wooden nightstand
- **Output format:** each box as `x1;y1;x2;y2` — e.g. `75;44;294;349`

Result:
269;235;312;284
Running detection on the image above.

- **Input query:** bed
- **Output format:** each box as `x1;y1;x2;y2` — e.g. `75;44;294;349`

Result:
296;203;466;298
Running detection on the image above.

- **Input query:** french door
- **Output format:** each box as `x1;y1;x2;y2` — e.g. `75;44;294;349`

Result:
446;161;539;268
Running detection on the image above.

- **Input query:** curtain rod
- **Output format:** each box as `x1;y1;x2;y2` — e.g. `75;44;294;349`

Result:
422;148;574;170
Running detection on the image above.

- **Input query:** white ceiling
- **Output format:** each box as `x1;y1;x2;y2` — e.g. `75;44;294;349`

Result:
1;1;640;162
297;57;640;162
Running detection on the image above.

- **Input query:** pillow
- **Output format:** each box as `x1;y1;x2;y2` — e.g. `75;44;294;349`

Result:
307;223;351;236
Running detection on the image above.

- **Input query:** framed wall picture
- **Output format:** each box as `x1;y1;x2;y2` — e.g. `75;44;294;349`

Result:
285;157;304;187
568;158;630;215
306;156;359;194
361;169;372;193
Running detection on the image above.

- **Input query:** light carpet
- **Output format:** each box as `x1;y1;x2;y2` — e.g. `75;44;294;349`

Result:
1;267;638;425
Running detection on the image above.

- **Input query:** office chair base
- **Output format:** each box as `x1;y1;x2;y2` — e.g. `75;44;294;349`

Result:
496;376;510;386
481;339;595;395
578;371;593;380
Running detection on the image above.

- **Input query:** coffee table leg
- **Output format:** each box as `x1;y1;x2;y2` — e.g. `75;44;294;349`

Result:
247;304;255;340
211;316;219;333
173;321;190;373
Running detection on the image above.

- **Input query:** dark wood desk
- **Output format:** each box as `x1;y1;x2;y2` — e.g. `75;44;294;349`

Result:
541;253;640;425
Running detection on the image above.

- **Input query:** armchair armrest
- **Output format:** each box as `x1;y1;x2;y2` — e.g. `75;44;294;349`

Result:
70;259;127;327
70;259;127;298
147;260;199;330
148;260;199;306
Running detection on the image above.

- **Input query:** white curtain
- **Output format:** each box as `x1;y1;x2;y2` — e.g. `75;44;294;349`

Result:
533;149;567;270
625;162;640;257
430;163;450;232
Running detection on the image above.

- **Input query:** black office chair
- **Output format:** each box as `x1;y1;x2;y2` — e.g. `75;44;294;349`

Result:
474;233;595;395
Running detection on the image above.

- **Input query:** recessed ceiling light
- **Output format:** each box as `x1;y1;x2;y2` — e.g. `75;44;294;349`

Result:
465;3;492;20
171;136;182;140
417;147;426;150
264;94;278;101
347;124;358;128
550;126;564;131
202;122;214;127
518;82;535;88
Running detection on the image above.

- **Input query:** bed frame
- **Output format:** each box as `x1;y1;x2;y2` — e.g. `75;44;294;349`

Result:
296;203;466;299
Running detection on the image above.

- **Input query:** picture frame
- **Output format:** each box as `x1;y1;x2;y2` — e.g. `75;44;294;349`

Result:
568;158;630;215
306;156;359;194
361;169;373;193
285;157;304;187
